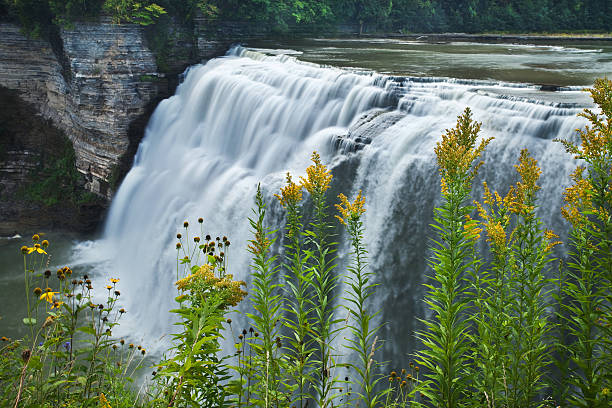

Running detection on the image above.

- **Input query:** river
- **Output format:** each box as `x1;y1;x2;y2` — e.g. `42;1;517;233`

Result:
1;38;609;369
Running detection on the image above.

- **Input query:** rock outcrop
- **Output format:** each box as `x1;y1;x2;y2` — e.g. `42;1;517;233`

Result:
0;21;164;199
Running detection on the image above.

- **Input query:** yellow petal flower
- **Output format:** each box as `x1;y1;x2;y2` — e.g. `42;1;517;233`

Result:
110;278;120;284
51;301;64;310
39;291;58;303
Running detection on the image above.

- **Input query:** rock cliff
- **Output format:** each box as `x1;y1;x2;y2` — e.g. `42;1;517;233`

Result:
0;22;166;199
0;18;270;233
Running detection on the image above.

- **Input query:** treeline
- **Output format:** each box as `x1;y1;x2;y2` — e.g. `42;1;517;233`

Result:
1;0;611;38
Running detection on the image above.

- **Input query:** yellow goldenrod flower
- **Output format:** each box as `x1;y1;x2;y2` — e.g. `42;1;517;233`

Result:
275;173;303;208
463;215;482;242
300;151;333;195
40;291;58;303
99;393;112;408
335;191;366;225
434;108;492;184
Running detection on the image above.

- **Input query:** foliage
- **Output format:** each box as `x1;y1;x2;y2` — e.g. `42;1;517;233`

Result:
0;235;144;408
336;190;389;407
415;108;491;407
103;0;166;26
2;80;611;408
151;220;244;407
554;78;612;408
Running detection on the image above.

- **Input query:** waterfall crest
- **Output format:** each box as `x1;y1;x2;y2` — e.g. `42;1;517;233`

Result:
89;46;587;362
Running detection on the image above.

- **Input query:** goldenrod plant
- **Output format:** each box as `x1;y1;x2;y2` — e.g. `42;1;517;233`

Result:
555;78;612;408
300;152;342;408
276;173;316;408
416;108;492;408
336;191;387;408
243;185;288;407
476;151;560;407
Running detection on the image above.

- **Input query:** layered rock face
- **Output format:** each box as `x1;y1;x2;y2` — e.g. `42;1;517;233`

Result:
0;22;163;199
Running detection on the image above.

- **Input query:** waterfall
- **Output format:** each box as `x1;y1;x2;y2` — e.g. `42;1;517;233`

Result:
84;46;588;367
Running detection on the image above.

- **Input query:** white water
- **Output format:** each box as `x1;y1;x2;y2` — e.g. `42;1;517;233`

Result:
75;46;588;365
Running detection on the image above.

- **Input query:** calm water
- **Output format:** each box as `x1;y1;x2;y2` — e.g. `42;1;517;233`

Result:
248;37;612;104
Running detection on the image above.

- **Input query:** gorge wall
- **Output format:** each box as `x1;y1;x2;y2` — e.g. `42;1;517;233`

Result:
0;19;246;233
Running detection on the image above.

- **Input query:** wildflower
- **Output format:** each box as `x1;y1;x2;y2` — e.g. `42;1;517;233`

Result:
401;380;407;388
40;291;58;303
434;108;492;185
391;371;397;378
110;278;120;284
463;215;482;242
32;234;39;242
120;339;125;345
106;285;112;290
177;233;182;239
335;191;366;225
33;287;42;296
198;217;204;223
42;316;55;328
194;236;200;242
99;393;112;408
176;243;181;249
51;301;64;310
27;245;47;255
20;246;28;254
41;240;49;248
114;290;120;296
206;234;211;241
119;308;125;314
300;151;333;195
1;336;8;341
141;349;146;355
275;173;303;208
128;343;134;348
226;318;232;324
183;221;189;228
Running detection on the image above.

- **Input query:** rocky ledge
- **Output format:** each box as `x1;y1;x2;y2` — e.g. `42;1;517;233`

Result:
0;22;168;200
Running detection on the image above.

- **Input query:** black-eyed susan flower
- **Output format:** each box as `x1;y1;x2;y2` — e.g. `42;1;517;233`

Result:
40;291;58;303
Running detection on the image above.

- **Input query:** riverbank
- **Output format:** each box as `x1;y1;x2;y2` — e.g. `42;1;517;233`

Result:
358;32;612;44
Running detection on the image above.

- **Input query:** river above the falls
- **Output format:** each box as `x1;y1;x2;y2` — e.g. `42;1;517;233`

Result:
246;37;612;101
1;37;608;360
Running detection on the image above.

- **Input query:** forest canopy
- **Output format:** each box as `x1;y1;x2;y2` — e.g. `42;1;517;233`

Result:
1;0;611;37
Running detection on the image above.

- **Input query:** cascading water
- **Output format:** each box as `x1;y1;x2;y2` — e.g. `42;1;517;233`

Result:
80;46;588;368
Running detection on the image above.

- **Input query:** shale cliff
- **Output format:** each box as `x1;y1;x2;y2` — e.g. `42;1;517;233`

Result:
0;18;242;233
